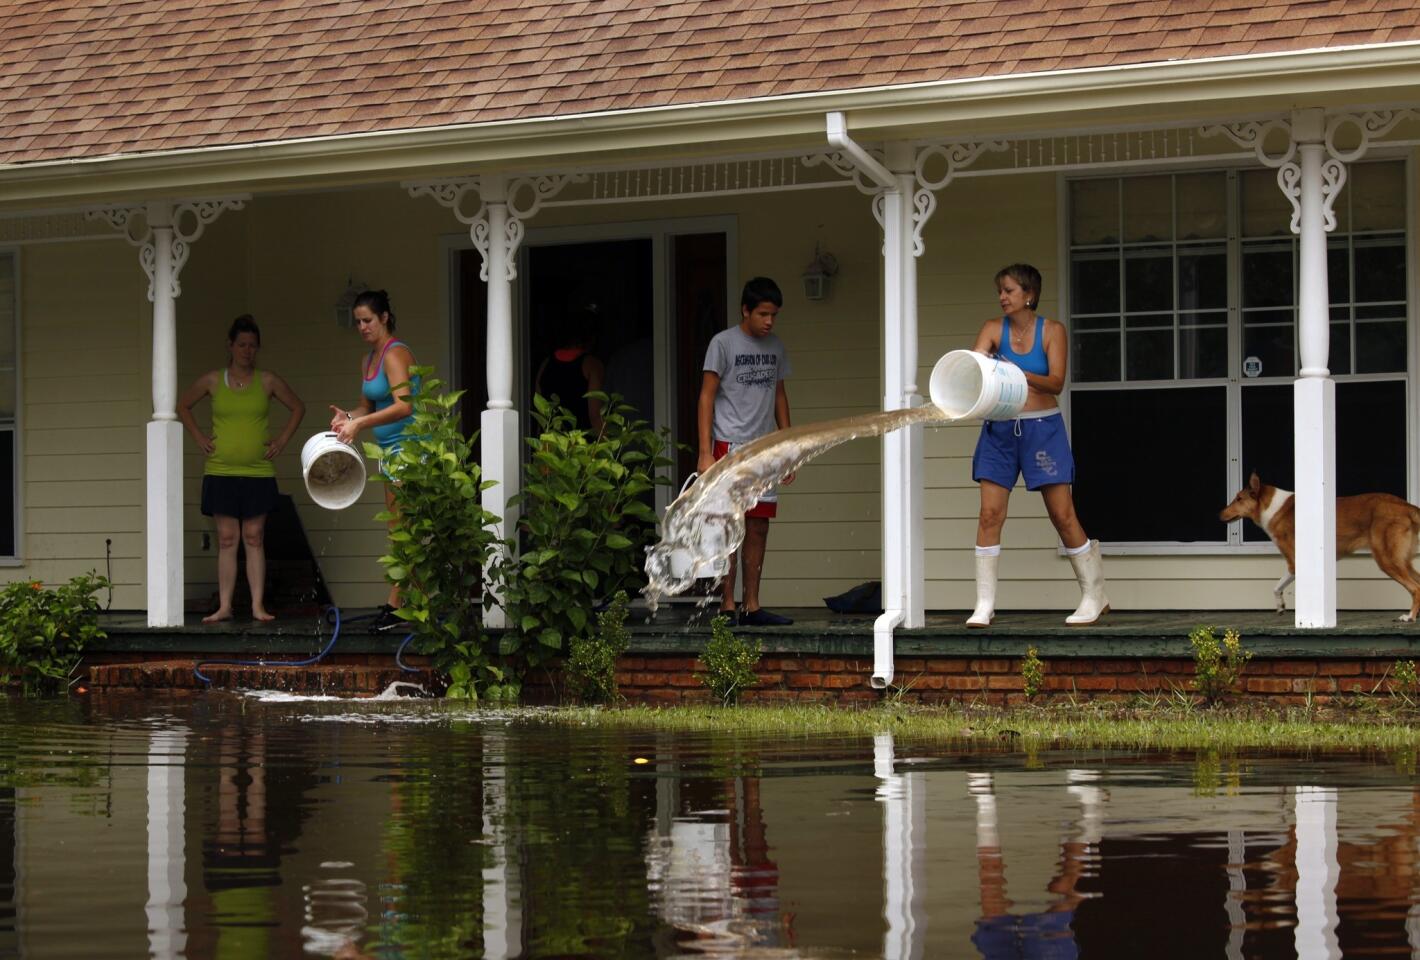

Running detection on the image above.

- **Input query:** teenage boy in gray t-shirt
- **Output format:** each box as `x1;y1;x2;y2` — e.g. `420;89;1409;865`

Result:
697;276;795;627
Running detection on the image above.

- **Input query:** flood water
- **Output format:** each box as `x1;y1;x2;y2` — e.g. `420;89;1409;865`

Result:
2;695;1419;959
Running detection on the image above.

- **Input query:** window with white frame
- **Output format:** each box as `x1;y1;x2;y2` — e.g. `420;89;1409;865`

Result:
0;252;15;559
1066;162;1409;546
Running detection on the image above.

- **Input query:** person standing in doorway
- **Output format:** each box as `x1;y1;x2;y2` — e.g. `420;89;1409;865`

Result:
967;263;1108;627
178;315;306;623
698;277;795;627
535;308;605;433
328;290;421;632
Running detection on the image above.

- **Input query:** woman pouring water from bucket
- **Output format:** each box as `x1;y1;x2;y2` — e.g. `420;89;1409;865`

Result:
328;289;421;633
965;264;1108;627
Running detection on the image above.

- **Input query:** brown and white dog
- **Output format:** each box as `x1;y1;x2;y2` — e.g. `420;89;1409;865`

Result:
1219;471;1420;621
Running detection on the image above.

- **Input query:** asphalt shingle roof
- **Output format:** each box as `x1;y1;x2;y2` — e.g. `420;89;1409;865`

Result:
2;0;1417;165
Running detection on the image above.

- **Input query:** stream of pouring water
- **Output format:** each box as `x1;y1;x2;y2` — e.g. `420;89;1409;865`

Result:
643;405;952;609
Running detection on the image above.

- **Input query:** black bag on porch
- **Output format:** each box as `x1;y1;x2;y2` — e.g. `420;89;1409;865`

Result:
823;580;882;615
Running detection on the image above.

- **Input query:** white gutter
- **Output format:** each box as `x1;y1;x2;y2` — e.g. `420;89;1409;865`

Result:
827;111;906;690
1;41;1418;206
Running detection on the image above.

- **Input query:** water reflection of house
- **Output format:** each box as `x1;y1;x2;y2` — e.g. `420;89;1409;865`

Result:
0;5;1415;646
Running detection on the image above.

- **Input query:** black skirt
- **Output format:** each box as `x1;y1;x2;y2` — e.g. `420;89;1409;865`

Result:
201;475;280;519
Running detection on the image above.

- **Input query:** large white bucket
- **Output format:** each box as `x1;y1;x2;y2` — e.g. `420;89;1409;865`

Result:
300;432;367;510
666;472;730;580
928;349;1029;421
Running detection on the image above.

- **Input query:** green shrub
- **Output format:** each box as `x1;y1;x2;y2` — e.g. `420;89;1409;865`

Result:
699;614;761;705
1021;646;1044;699
1189;625;1251;705
566;590;631;705
0;573;109;695
366;366;504;699
502;393;673;669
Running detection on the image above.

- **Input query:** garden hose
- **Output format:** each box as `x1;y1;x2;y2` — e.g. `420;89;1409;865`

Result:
193;606;421;685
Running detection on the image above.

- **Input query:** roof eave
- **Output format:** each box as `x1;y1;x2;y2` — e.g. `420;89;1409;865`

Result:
3;40;1419;210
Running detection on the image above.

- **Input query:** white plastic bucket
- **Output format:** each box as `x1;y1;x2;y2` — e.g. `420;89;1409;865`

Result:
928;349;1029;421
300;432;367;510
666;472;730;580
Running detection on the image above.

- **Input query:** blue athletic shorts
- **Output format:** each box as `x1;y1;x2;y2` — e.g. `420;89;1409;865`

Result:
971;412;1075;491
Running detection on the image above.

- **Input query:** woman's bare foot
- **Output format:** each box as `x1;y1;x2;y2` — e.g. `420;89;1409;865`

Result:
252;609;276;623
202;608;234;624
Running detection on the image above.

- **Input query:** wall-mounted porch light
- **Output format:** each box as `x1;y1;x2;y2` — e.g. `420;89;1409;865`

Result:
801;245;839;301
335;278;367;328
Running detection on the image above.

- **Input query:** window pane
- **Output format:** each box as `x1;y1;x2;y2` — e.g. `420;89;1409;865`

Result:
1355;321;1406;374
1125;329;1173;380
1240;384;1294;540
1073;314;1121;332
1242;324;1294;378
1350;161;1405;231
1178;245;1226;311
1176;172;1226;240
1124;247;1172;313
1242;244;1293;307
1327;242;1349;303
1239;381;1406;541
1123;175;1172;243
1241;168;1292;237
1329;322;1351;375
1071;178;1119;245
0;431;10;556
1072;329;1120;382
1071;252;1120;315
1353;236;1405;304
1072;387;1228;542
1180;327;1227;379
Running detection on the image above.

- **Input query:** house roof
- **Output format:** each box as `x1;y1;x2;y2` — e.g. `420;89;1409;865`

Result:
2;0;1418;167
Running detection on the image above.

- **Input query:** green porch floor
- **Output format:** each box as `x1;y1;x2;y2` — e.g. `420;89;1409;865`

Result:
92;607;1420;659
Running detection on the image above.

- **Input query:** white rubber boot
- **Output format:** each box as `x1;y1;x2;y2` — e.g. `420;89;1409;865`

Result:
966;553;998;628
1066;540;1110;626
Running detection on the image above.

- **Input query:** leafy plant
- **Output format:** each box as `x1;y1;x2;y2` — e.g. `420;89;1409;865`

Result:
502;393;674;668
1392;659;1419;702
1021;646;1044;699
699;614;761;705
566;590;632;705
1189;625;1251;706
0;573;109;695
365;366;504;698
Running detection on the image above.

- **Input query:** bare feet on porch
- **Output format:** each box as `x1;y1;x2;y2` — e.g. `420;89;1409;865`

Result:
202;608;234;624
252;608;276;623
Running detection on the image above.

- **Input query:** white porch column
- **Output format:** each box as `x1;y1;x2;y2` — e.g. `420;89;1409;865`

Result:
886;143;925;630
408;174;580;628
481;177;520;629
88;200;244;627
1291;109;1338;627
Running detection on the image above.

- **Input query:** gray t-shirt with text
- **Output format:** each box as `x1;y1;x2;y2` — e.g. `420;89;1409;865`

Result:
703;325;791;443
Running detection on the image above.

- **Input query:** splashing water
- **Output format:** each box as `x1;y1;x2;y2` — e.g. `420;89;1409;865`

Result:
643;405;952;609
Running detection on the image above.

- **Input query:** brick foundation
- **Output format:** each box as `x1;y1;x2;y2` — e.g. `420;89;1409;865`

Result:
534;653;1407;706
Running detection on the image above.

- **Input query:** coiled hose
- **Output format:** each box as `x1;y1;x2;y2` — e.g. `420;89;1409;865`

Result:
193;606;420;685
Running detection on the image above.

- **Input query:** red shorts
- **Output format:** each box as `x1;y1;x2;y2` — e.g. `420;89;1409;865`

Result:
713;439;777;519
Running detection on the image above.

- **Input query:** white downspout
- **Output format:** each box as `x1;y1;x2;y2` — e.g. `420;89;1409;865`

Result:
826;112;906;689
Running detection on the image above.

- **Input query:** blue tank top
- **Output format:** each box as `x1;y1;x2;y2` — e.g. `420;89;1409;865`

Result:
997;315;1049;375
361;340;421;449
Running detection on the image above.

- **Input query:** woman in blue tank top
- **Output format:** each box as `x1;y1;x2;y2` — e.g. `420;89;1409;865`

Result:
964;264;1109;629
328;289;420;631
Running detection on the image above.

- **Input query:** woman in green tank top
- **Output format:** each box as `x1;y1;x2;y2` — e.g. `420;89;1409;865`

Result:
177;316;306;623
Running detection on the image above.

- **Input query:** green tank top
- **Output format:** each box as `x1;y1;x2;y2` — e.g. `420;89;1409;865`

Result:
205;370;274;478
